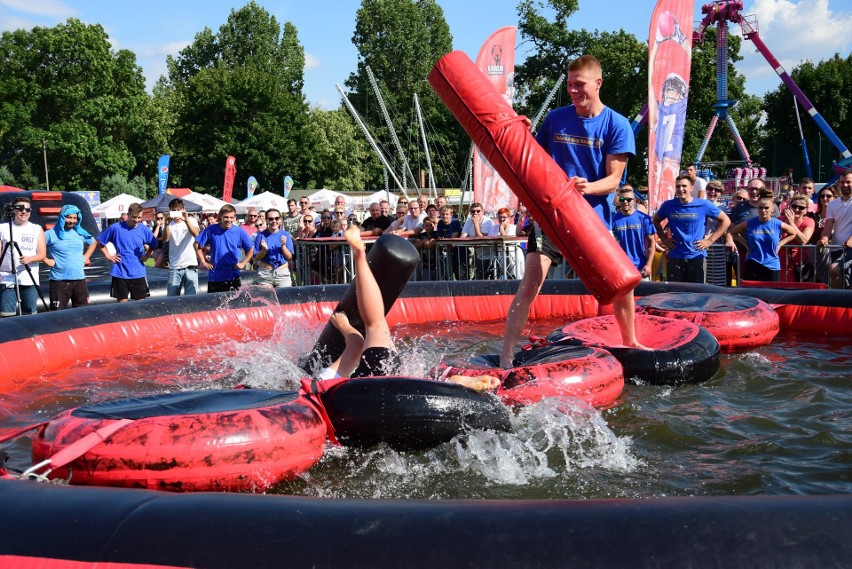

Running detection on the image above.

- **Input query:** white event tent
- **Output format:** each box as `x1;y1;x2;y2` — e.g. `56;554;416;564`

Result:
183;192;247;215
238;191;289;212
91;193;143;219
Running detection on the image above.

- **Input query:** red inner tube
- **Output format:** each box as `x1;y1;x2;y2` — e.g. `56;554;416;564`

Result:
31;390;327;492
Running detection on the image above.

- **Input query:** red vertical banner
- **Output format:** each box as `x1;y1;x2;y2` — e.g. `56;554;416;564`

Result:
222;156;237;203
473;26;518;214
647;1;693;211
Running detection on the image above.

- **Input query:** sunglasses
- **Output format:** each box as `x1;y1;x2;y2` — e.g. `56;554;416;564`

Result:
471;209;482;213
248;215;258;218
303;219;313;223
14;206;31;212
267;216;281;221
790;205;806;211
321;216;331;220
618;197;634;203
820;194;834;199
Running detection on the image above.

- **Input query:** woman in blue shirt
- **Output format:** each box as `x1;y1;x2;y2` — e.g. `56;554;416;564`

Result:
728;189;805;282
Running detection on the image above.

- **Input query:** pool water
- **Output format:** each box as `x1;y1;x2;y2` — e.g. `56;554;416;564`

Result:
2;315;850;500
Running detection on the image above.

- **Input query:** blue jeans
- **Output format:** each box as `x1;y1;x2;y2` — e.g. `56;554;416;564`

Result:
1;284;39;316
167;267;199;296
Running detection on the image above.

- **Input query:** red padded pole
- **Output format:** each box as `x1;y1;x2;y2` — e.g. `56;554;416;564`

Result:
428;51;640;304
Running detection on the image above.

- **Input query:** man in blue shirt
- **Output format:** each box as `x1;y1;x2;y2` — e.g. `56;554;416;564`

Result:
195;204;254;293
653;175;731;283
45;204;97;309
96;203;157;302
612;186;656;279
500;55;644;368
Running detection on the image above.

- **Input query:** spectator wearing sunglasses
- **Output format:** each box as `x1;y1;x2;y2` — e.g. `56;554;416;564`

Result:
779;194;816;282
612;186;656;280
1;197;47;316
253;208;294;288
240;208;259;236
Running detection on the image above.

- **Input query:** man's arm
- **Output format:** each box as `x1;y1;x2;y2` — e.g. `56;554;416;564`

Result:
573;153;628;196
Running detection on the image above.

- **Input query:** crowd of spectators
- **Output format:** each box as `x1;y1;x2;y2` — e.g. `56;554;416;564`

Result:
2;172;849;317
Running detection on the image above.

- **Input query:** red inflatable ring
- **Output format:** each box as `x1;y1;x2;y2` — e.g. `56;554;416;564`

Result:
30;389;327;492
433;344;624;408
636;292;779;352
547;314;721;386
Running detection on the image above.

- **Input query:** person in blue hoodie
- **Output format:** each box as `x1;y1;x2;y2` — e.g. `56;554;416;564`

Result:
44;204;98;310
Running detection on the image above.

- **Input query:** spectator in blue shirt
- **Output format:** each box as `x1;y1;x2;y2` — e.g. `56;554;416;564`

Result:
253;207;294;288
612;186;656;279
195;204;254;293
96;203;157;302
653;175;731;283
44;204;97;309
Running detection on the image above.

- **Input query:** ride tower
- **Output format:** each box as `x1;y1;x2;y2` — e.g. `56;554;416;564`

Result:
693;1;852;180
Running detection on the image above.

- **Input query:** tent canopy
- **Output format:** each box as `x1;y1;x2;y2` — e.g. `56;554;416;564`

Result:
91;193;143;218
239;191;289;211
183;192;247;215
140;194;203;213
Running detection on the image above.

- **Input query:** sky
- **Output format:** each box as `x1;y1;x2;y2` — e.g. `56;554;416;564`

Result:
1;0;850;110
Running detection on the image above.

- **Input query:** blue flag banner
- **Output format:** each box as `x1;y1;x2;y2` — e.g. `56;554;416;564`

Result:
247;176;258;199
284;176;294;199
157;155;170;196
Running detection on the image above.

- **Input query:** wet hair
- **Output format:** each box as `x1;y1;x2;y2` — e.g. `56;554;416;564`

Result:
128;203;143;217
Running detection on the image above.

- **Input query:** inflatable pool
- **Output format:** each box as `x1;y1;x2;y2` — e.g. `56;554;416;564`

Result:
1;279;851;567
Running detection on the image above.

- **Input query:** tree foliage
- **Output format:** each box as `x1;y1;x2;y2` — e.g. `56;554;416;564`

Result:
761;53;852;175
164;2;308;198
345;0;463;190
301;107;376;190
0;19;157;191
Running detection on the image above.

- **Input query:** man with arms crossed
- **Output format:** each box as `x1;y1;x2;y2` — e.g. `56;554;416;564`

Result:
499;55;645;368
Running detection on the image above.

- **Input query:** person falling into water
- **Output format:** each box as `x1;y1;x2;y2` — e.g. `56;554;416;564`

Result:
316;226;499;392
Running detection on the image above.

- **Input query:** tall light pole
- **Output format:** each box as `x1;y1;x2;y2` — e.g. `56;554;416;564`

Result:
41;137;50;191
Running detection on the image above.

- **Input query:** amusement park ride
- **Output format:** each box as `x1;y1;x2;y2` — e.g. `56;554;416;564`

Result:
638;1;852;184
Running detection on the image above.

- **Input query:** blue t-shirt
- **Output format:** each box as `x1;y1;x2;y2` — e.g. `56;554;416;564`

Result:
195;224;254;282
97;222;158;279
746;217;782;270
612;211;656;270
254;229;294;269
436;219;462;239
536;105;635;229
656;198;722;259
46;229;94;281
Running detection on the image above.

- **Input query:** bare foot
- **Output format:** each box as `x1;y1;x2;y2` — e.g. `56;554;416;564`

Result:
344;224;365;252
447;374;501;391
329;311;361;337
622;341;653;350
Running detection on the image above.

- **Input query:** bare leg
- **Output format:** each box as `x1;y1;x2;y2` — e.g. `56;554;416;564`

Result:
499;252;551;368
345;225;393;350
612;289;649;349
447;374;501;392
322;311;365;378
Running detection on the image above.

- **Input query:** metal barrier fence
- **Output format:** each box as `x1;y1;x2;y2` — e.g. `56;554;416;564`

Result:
291;238;850;290
292;237;526;285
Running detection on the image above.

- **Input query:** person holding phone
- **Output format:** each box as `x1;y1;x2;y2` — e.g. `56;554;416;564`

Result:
163;199;200;296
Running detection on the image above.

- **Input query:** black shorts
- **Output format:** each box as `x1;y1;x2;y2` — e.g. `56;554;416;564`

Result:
49;279;89;309
110;276;149;301
351;347;401;378
207;278;241;294
527;227;564;265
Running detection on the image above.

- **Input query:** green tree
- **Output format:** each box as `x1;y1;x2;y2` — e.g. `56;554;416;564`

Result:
164;2;308;198
345;0;462;190
301;107;377;190
761;53;852;178
515;0;647;182
100;173;150;201
0;19;156;191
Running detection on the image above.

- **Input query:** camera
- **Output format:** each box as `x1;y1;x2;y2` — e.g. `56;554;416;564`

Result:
2;203;16;220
